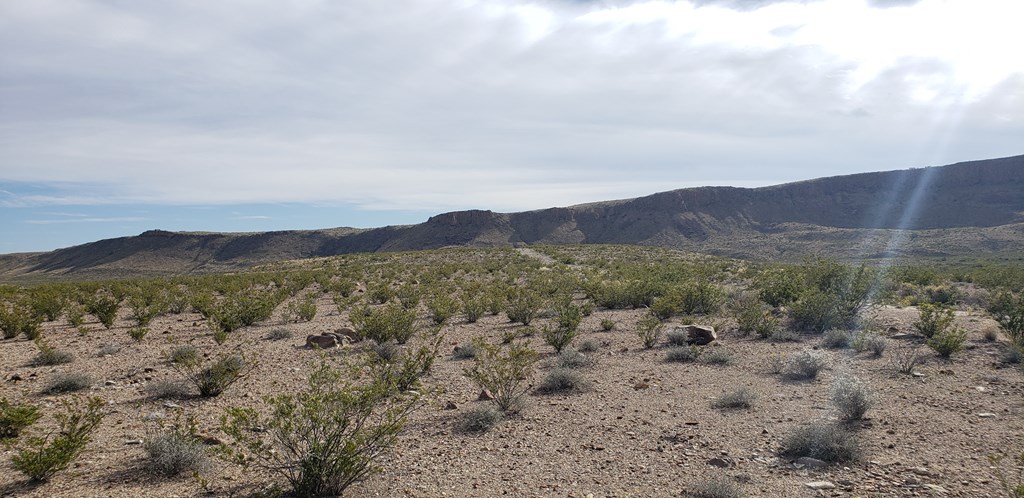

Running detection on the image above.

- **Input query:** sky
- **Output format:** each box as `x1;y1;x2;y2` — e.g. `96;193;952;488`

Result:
1;0;1022;253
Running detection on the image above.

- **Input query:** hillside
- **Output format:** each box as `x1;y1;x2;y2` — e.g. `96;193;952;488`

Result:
2;154;1022;281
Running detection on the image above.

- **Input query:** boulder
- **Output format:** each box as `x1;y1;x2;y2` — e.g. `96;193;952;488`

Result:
335;327;359;341
682;325;717;345
305;334;339;349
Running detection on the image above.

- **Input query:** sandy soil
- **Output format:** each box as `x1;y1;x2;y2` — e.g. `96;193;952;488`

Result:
1;295;1022;498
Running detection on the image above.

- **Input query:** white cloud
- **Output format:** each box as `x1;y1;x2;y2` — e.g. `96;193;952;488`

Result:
0;0;1021;213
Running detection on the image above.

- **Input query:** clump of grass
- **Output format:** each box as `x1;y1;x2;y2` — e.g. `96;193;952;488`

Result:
688;476;745;498
145;380;192;400
665;328;689;347
780;421;860;463
457;405;504;434
783;350;828;380
702;349;734;366
768;329;801;343
830;373;873;421
820;329;852;349
851;331;887;357
535;368;591;395
167;345;199;365
144;416;210;477
600;319;616;331
173;353;251;397
890;343;925;374
266;328;292;341
666;346;702;363
371;341;401;363
577;339;600;353
31;340;74;366
1;398;42;441
43;373;92;394
556;348;595;369
711;387;757;410
452;341;480;360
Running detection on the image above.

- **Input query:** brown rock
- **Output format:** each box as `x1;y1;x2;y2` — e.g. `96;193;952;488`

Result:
478;389;495;401
306;334;338;349
682;325;717;345
335;327;359;341
707;457;734;468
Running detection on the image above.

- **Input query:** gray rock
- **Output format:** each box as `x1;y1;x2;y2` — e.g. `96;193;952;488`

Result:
804;481;836;490
707;457;734;468
682;325;717;345
305;334;338;349
796;457;828;469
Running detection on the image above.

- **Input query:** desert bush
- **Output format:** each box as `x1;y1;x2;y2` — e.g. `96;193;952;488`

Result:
989;291;1024;348
756;267;804;307
780;421;860;463
536;368;590;395
367;283;395;304
221;359;421;497
65;304;86;329
128;326;149;342
542;324;578;354
666;346;702;363
351;303;418;344
370;340;402;363
28;287;66;322
426;293;459;325
1;398;42;440
483;285;507;315
463;340;538;413
890;343;925;374
126;289;167;327
461;295;486;323
173;353;251;397
284;296;317;322
769;329;801;343
600;318;616;331
764;353;787;374
988;452;1024;498
453;341;480;360
913;303;956;338
820;329;852;349
665;328;689;347
43;373;92;394
733;293;778;338
555;348;595;369
783;350;828;380
636;314;664;349
1002;346;1023;365
687;476;745;498
927;327;968;357
711;387;757;410
790;260;872;332
923;284;961;305
371;331;442;393
457;405;503;434
396;284;422;310
168;345;200;365
145;380;192;400
144;415;210;477
830;373;873;421
577;339;600;353
0;303;42;340
851;331;887;357
31;340;74;366
676;280;725;315
86;295;120;329
266;328;292;341
588;279;657;309
12;397;105;482
702;348;734;366
208;292;276;333
505;288;541;325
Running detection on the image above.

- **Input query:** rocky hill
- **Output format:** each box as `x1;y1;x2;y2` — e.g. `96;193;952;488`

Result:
2;154;1022;281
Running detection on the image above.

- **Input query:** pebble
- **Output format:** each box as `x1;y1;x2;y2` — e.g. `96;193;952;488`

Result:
804;481;835;490
162;402;183;409
124;439;143;445
977;412;997;418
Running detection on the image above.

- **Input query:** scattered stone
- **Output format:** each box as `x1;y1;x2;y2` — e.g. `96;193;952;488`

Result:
796;457;828;469
912;466;931;476
478;389;494;401
804;481;835;490
305;334;339;349
634;381;650;390
143;367;156;373
335;327;359;341
977;412;997;418
707;457;734;468
681;325;717;345
912;372;925;378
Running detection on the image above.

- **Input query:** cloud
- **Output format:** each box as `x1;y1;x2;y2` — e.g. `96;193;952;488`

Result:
0;0;1021;214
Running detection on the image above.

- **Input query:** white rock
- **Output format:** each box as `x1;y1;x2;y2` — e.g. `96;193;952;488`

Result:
804;481;836;490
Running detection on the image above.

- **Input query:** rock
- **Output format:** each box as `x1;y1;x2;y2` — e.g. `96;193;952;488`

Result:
633;381;650;390
124;439;144;445
796;457;829;469
682;325;717;345
335;327;359;341
804;481;836;490
163;402;183;409
104;380;117;386
444;401;458;410
305;334;339;349
923;484;948;494
7;373;22;382
478;389;494;401
706;457;733;468
912;466;931;476
977;412;997;418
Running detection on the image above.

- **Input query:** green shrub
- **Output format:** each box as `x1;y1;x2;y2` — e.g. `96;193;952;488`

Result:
913;303;956;338
65;304;86;329
351;303;418;344
711;387;757;410
144;415;210;476
220;360;421;497
780;421;860;463
733;293;778;337
927;327;968;357
1;398;42;440
86;295;120;329
128;326;149;342
675;280;724;315
126;290;167;327
756;267;804;307
830;374;873;421
989;291;1024;348
31;340;74;366
43;373;92;394
0;303;42;340
666;346;702;363
396;284;422;309
588;279;658;309
367;283;395;304
457;405;503;434
426;293;459;325
12;397;105;482
463;340;538;413
505;288;541;325
28;287;66;322
783;350;828;380
790;260;871;332
536;368;590;395
284;296;317;322
168;345;200;365
371;334;441;393
600;319;615;331
541;324;578;354
636;314;664;349
453;341;480;360
173;353;251;397
461;295;486;323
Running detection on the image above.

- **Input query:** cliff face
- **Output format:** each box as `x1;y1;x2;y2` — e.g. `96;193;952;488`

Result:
2;155;1022;280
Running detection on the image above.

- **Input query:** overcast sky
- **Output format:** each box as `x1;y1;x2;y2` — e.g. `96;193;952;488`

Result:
1;0;1022;252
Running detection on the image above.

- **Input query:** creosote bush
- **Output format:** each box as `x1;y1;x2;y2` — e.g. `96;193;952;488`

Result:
1;398;42;440
284;296;317;323
600;319;616;331
12;397;105;482
927;327;968;357
173;353;252;397
780;421;860;463
351;303;418;344
913;303;956;338
505;288;541;325
220;359;421;498
636;314;664;349
86;296;119;329
989;290;1024;349
463;340;538;414
820;329;852;349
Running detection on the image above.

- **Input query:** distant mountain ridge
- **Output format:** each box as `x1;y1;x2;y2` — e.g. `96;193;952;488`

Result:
2;154;1022;281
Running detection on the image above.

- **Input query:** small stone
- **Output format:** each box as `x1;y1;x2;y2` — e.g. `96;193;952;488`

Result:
104;380;117;386
796;457;828;469
162;402;183;409
124;439;144;445
912;466;931;476
804;481;835;490
977;412;997;418
198;434;223;445
8;373;23;382
444;401;458;410
633;381;649;390
912;372;925;377
478;389;494;401
707;457;733;468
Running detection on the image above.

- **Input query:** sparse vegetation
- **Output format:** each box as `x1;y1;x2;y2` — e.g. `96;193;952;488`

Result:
12;397;105;482
891;343;926;374
927;326;968;357
1;398;42;441
820;329;852;349
687;476;745;498
780;421;860;463
536;368;590;394
463;340;538;414
636;314;664;349
783;350;828;380
266;328;293;341
457;405;503;434
666;345;702;363
43;373;92;394
31;340;74;366
173;353;252;397
144;414;211;476
830;373;873;421
351;303;418;344
711;387;757;410
702;348;734;366
914;303;957;338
